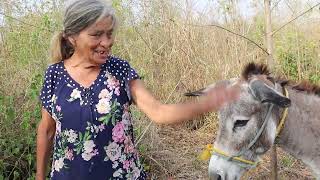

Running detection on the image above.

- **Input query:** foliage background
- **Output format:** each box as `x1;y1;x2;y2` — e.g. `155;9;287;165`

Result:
0;0;319;179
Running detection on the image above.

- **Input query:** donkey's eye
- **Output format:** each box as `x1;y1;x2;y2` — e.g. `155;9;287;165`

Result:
234;120;249;129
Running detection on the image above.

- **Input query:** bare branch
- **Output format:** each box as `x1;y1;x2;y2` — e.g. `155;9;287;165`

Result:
272;2;320;36
180;21;270;56
271;0;283;11
0;11;54;32
284;0;295;15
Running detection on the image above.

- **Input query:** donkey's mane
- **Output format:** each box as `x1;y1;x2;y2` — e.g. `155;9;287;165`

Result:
242;63;271;80
242;62;320;96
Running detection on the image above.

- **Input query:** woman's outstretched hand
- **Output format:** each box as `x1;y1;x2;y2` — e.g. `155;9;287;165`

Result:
200;83;241;112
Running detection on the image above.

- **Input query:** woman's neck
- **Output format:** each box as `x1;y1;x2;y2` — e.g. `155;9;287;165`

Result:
65;54;99;70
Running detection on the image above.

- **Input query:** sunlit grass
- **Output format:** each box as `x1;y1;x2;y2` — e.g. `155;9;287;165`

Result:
0;0;319;179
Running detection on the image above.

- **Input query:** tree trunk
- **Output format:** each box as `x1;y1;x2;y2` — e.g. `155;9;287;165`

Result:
264;0;278;180
264;0;275;68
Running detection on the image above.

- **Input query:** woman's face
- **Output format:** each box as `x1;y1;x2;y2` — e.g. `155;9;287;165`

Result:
70;16;115;64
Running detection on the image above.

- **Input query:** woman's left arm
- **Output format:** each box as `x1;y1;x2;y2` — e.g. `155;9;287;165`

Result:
130;79;238;125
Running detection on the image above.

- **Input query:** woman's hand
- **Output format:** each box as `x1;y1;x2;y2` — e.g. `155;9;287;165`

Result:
200;83;240;112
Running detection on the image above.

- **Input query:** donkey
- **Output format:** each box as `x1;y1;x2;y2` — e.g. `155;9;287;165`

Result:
187;63;320;180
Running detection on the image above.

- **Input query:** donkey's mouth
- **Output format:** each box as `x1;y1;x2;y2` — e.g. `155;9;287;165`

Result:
209;173;241;180
209;173;222;180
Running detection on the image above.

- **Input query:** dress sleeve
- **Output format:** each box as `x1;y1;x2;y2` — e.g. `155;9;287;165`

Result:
123;61;140;104
39;66;55;116
124;62;140;82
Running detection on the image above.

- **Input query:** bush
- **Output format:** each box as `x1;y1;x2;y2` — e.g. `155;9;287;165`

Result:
274;27;319;83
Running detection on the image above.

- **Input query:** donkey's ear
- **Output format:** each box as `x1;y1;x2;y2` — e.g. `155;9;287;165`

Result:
184;80;231;97
249;80;291;107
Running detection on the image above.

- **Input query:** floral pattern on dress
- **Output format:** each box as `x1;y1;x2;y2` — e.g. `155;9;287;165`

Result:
103;103;143;179
40;56;146;180
67;88;84;105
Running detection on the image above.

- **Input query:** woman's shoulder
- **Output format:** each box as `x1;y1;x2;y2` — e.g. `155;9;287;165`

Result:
105;55;134;76
106;55;131;68
45;61;64;74
42;61;64;84
105;55;139;83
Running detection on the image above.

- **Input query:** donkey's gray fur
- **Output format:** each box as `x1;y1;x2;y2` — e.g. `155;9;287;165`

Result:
188;64;320;180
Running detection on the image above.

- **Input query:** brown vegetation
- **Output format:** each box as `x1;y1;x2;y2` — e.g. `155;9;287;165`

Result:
0;0;319;179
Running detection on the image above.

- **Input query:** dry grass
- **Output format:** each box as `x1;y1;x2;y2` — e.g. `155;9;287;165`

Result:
116;1;318;179
0;0;319;179
134;114;316;180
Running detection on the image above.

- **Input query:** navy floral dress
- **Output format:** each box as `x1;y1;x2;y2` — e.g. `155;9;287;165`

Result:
40;56;146;180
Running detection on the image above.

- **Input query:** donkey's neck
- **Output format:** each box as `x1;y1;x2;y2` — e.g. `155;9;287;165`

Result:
277;88;320;178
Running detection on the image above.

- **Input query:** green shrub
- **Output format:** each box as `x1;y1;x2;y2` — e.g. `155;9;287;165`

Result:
274;28;319;82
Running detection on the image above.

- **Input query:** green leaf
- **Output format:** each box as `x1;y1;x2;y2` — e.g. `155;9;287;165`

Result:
112;115;116;125
13;171;20;180
75;145;82;155
98;116;107;122
79;132;83;142
85;134;92;141
13;147;20;155
27;154;33;166
84;131;89;139
143;164;151;171
7;107;15;122
98;114;111;125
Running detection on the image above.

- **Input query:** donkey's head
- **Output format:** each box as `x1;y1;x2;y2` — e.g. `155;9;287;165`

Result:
188;63;291;180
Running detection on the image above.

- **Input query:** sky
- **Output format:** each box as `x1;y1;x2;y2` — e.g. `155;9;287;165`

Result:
197;0;256;18
1;0;319;26
193;0;319;24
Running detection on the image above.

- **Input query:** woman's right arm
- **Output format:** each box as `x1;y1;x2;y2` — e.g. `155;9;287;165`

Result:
36;108;56;180
130;79;239;124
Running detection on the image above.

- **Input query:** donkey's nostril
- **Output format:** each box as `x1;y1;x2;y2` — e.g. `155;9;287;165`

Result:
217;174;222;180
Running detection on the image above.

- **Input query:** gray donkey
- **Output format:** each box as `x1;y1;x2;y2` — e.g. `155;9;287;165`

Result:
187;63;320;180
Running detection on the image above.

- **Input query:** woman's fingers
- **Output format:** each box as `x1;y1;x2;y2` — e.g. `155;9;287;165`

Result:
226;85;241;102
204;84;240;110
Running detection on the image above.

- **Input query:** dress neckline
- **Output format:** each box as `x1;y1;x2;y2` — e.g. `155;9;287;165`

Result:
61;61;105;91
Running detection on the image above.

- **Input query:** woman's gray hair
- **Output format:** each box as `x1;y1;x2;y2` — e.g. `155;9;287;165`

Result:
50;0;117;63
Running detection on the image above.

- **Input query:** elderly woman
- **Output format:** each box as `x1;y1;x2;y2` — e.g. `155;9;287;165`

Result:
36;0;239;179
